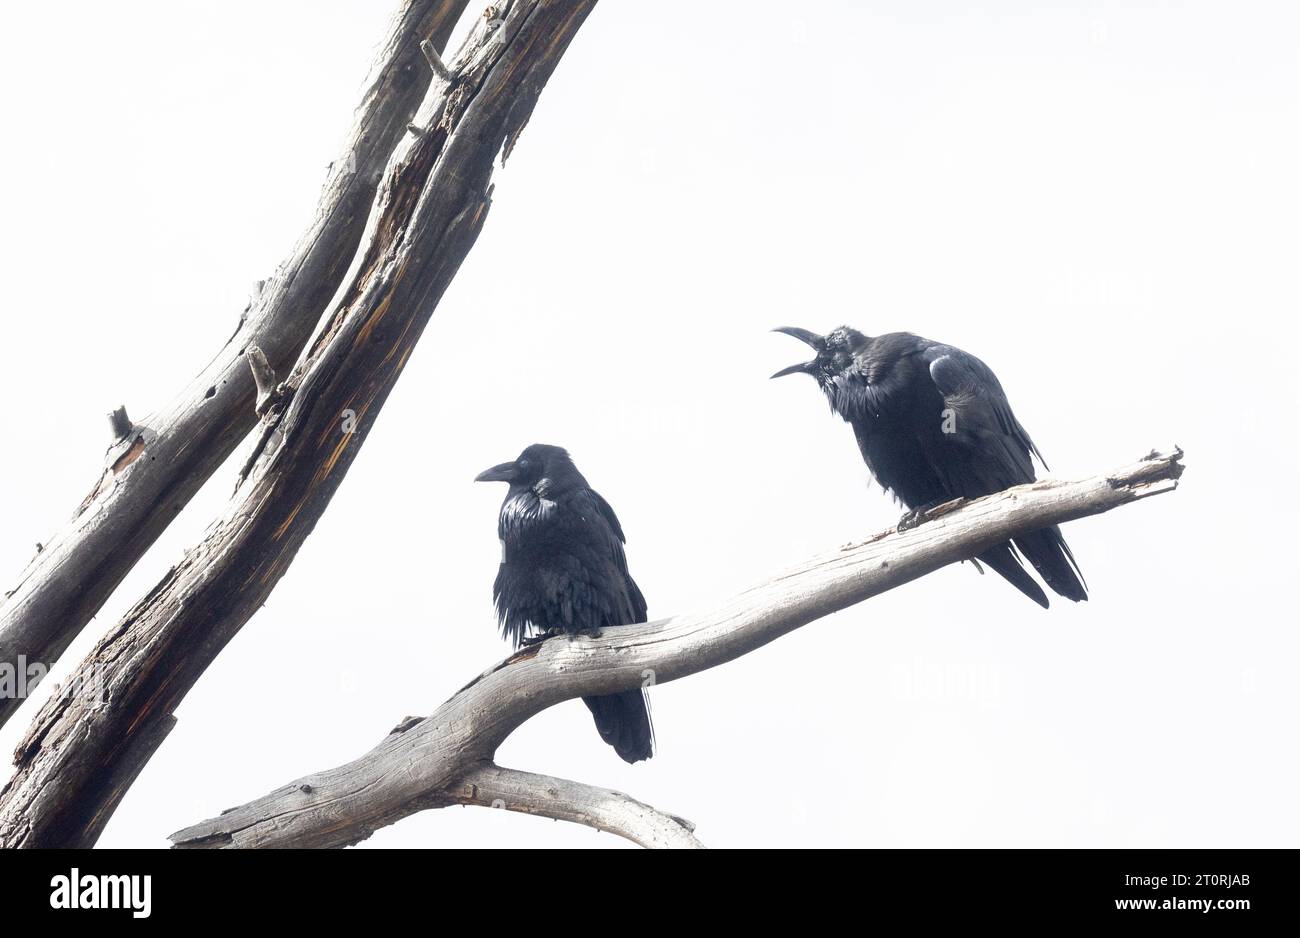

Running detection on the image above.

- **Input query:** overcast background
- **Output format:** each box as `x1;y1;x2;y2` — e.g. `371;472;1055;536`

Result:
1;0;1296;848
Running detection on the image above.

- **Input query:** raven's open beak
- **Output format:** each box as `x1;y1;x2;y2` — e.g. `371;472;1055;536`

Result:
474;460;518;483
770;361;815;379
772;326;824;348
770;326;824;379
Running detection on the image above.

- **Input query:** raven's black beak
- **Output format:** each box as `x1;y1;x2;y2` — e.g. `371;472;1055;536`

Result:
475;461;518;483
770;326;824;379
772;326;825;349
770;361;815;379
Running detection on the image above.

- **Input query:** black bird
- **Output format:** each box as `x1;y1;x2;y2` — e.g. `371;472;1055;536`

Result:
772;327;1086;608
475;444;654;764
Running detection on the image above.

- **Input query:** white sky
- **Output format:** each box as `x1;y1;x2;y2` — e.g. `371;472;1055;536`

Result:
0;0;1296;848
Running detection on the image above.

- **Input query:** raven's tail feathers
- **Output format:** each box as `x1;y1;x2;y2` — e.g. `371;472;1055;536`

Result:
1014;524;1088;603
977;526;1088;609
977;542;1050;609
583;689;654;764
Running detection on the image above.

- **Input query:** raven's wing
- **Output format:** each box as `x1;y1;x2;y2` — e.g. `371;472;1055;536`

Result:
580;488;648;623
588;489;627;542
923;344;1043;494
493;495;646;643
574;488;654;761
924;345;1088;603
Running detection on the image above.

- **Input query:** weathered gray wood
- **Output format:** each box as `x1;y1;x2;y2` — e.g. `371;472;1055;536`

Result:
0;0;598;851
168;448;1184;849
107;407;132;442
420;38;454;81
0;0;469;733
245;346;283;416
439;763;704;849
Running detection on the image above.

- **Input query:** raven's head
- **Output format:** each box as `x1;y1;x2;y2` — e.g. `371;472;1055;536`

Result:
474;443;585;497
770;326;868;385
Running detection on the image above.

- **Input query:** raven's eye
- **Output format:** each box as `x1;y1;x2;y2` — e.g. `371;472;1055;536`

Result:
518;458;531;470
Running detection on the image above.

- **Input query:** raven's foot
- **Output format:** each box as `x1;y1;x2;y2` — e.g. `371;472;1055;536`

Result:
520;629;561;647
897;502;940;531
897;498;964;531
897;508;924;531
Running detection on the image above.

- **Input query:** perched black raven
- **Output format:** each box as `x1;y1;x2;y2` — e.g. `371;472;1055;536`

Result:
772;327;1086;608
475;444;654;764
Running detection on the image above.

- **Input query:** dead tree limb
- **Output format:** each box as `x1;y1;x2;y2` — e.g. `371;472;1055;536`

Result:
0;0;469;733
421;38;454;81
0;0;598;849
446;764;703;849
167;448;1184;850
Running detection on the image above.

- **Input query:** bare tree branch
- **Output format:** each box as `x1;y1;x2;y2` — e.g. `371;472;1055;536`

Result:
437;763;704;849
245;346;283;416
421;38;454;81
166;448;1184;849
0;0;469;733
0;0;599;849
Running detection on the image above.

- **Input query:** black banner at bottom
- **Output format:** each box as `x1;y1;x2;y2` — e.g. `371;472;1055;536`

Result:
0;848;1285;925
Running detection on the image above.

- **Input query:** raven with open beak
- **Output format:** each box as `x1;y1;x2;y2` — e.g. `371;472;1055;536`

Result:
771;325;1087;609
